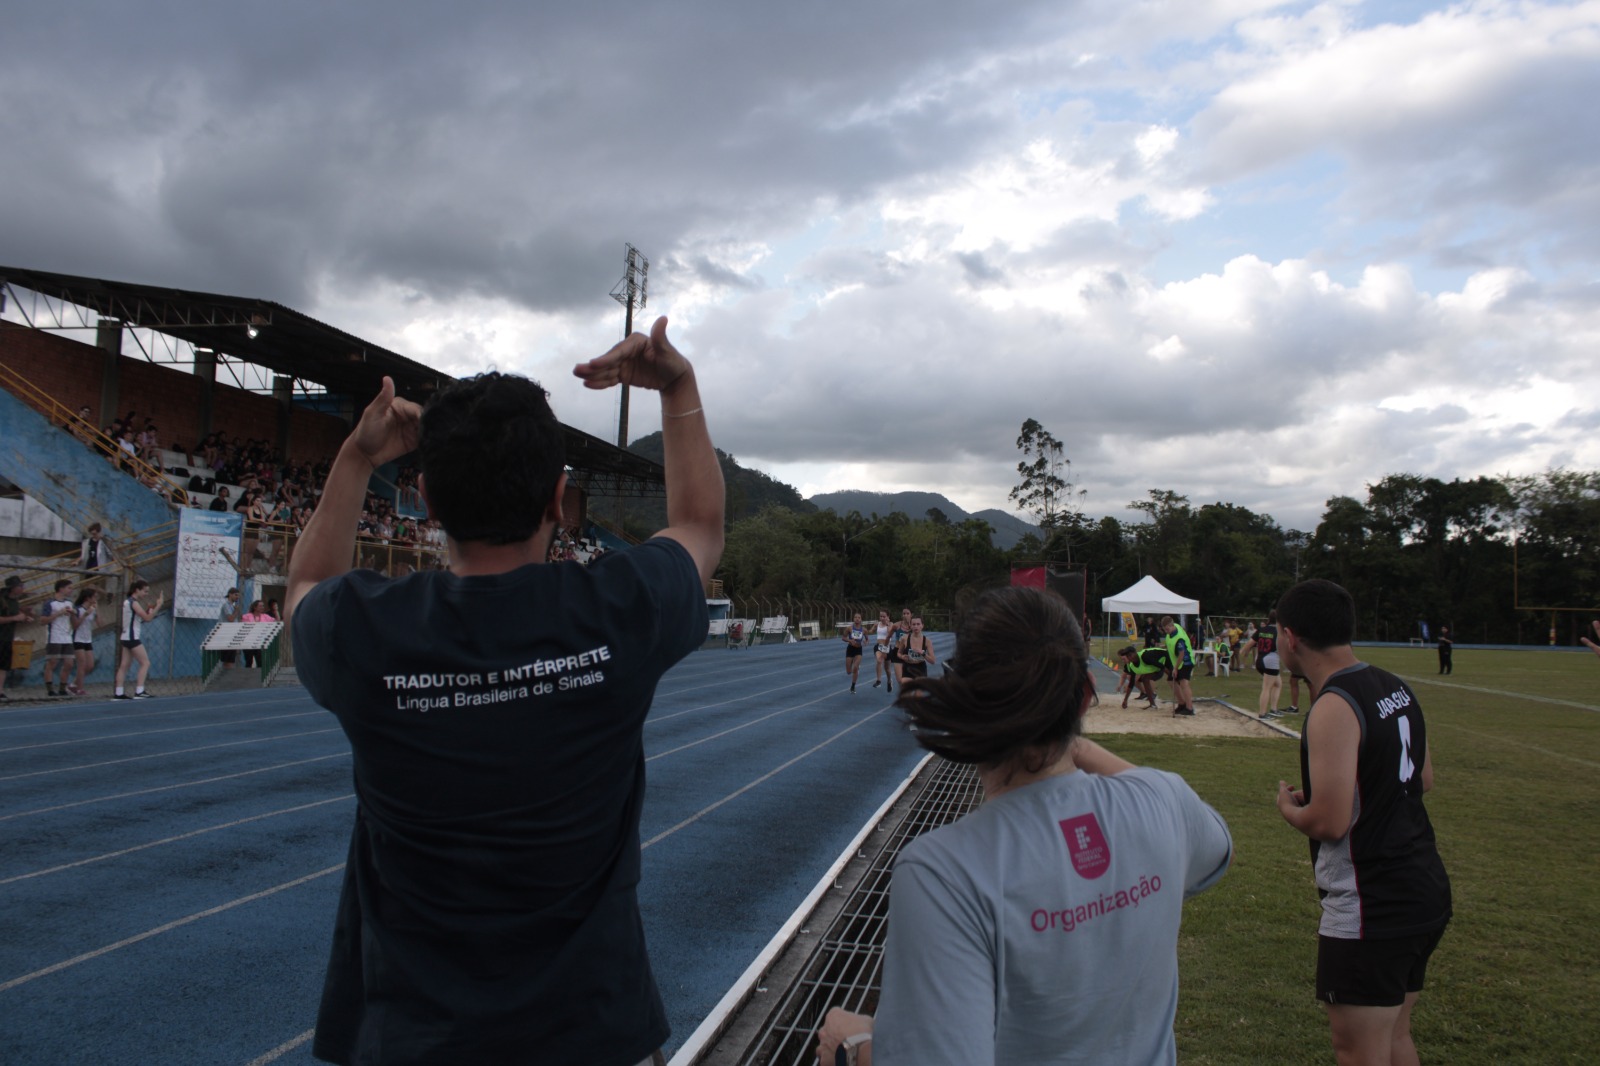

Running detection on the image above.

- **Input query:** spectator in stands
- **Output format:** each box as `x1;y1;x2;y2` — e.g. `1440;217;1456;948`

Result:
81;523;112;570
815;586;1232;1066
287;317;723;1066
0;575;36;702
70;404;96;445
209;487;231;513
68;587;99;695
219;588;243;669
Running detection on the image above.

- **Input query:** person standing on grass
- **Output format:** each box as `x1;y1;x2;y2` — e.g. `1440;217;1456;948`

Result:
287;317;722;1066
1160;615;1196;717
1255;610;1283;720
1436;626;1453;675
1273;579;1451;1066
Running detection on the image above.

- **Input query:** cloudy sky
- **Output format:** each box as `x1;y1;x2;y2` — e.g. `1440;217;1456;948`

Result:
4;0;1598;532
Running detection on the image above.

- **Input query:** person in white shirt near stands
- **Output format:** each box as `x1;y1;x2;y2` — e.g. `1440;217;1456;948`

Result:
113;580;164;700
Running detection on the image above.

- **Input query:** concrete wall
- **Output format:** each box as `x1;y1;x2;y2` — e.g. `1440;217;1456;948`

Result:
0;495;79;540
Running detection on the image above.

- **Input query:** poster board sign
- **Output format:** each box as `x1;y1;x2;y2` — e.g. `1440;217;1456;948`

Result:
176;509;244;620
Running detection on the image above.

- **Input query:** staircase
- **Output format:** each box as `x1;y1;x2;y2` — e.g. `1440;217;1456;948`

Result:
0;367;180;580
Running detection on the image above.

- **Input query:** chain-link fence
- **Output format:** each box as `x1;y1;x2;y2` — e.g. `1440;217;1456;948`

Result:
721;597;954;645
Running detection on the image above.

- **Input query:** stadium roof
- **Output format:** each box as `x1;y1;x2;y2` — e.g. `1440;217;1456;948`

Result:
0;265;663;496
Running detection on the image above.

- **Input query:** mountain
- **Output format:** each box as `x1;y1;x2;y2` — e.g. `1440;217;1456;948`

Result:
808;490;1040;550
623;432;815;531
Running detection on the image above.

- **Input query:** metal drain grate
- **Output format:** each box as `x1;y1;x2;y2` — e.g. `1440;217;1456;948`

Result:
733;759;983;1066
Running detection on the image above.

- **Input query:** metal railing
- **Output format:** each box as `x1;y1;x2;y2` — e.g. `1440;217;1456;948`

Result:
729;759;982;1065
0;359;190;507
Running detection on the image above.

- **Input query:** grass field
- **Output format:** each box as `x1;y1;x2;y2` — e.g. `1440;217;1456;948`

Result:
1084;644;1599;1065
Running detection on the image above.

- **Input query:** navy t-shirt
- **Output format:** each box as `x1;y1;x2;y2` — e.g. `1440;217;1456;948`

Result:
293;538;708;1066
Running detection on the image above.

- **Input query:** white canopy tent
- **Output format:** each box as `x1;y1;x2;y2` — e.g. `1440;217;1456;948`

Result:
1101;575;1199;617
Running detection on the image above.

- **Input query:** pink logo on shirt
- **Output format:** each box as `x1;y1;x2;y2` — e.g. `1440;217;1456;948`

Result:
1059;813;1111;879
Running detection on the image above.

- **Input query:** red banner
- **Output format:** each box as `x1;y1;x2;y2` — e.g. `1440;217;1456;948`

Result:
1010;566;1047;588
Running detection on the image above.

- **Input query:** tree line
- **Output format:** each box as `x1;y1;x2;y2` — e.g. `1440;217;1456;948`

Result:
710;470;1600;645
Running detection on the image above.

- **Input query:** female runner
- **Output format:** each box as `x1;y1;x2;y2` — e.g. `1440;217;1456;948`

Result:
842;612;867;692
871;610;894;691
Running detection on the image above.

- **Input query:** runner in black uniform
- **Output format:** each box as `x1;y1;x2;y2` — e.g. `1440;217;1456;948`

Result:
897;616;937;687
887;607;913;690
1274;579;1450;1066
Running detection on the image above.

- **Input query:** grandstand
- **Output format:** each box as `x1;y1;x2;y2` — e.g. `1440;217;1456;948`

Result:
0;265;664;699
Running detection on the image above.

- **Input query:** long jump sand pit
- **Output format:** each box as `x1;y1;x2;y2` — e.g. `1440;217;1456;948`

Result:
1083;698;1290;738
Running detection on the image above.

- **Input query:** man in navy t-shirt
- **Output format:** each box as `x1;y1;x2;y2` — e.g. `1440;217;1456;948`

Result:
288;316;724;1066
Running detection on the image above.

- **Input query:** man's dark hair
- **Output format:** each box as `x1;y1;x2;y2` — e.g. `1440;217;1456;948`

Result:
1276;579;1356;651
54;579;71;592
897;586;1092;772
419;372;567;545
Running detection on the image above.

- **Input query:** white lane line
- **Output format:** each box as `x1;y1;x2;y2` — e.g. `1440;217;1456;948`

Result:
0;753;349;823
0;864;345;994
646;688;860;762
0;710;328;753
0;794;355;885
642;707;889;849
0;692;315;732
243;1029;316;1066
0;727;343;783
1433;720;1600;770
1393;674;1600;713
647;670;841;725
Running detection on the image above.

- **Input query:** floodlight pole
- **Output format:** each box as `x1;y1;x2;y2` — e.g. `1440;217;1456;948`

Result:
610;244;649;450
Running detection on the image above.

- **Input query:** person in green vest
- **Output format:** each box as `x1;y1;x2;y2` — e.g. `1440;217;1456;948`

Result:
1116;645;1166;709
1161;615;1196;717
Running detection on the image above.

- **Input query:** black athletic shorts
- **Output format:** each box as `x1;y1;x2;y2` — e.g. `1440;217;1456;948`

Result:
47;642;74;658
1316;925;1447;1007
120;639;143;650
1257;662;1280;677
845;644;862;659
73;641;93;651
1174;664;1194;682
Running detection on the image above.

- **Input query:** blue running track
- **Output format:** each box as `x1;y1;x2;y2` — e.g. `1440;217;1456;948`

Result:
0;634;949;1065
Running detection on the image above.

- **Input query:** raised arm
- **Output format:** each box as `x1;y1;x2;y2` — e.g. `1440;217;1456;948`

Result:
287;376;421;621
573;317;724;585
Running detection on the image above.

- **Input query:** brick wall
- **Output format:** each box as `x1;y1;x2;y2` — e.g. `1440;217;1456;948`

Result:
0;322;102;417
289;405;351;462
1;322;351;461
117;358;206;449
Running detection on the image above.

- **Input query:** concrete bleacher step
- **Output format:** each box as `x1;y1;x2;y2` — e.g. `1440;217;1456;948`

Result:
269;666;301;687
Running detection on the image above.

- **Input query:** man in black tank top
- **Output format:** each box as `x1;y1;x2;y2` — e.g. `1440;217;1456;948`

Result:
1272;580;1450;1066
